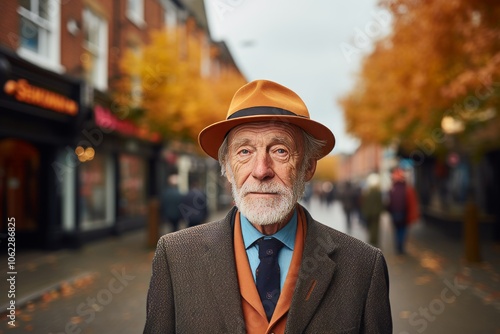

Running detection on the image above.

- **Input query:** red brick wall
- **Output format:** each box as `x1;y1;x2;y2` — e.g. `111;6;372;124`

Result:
0;0;237;100
0;1;21;50
61;0;84;78
145;0;165;32
338;143;382;182
109;0;165;85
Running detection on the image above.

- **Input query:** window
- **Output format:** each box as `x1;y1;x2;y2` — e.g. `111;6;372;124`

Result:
127;0;145;27
18;0;62;72
83;8;108;91
119;154;147;217
79;153;114;231
162;0;178;30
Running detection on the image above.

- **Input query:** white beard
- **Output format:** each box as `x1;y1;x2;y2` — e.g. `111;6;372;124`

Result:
227;167;307;226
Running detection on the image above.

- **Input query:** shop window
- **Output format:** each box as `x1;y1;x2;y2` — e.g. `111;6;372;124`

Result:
119;154;147;217
17;0;62;73
127;0;145;27
79;153;114;230
0;139;39;232
83;8;108;91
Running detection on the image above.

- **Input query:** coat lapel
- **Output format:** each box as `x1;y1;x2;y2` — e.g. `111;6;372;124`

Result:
200;208;247;332
287;212;338;333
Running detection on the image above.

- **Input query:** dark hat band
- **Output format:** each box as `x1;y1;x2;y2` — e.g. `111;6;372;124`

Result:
227;106;307;120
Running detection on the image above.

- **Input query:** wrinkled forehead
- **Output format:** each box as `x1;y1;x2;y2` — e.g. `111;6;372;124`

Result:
227;121;303;142
226;122;305;154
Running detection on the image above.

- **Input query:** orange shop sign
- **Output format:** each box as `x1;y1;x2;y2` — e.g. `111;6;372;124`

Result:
3;79;78;116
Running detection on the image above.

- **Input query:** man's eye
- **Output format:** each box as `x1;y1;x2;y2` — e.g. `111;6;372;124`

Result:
276;148;287;155
239;149;250;155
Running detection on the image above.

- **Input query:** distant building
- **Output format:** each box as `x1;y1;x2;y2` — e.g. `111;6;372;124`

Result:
337;143;387;184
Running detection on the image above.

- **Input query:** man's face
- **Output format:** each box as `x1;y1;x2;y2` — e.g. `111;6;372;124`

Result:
225;122;316;226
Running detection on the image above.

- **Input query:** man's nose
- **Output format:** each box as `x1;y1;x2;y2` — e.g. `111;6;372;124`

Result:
251;152;275;180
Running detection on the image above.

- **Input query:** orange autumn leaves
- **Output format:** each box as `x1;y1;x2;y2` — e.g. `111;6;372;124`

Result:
313;155;339;181
115;26;246;143
339;0;500;153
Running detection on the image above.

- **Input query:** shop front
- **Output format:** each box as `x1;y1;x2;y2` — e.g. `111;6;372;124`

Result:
0;46;87;249
69;102;162;243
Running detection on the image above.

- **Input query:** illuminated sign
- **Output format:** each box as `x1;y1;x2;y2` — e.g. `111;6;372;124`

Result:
94;105;160;142
3;79;78;116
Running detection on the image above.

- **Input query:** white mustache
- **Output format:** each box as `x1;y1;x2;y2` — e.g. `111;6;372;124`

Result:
239;182;289;196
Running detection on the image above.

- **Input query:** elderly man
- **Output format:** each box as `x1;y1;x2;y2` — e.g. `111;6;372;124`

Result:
144;80;392;333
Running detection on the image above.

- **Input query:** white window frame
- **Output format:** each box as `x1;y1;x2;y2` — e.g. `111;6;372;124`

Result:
126;0;145;28
83;8;108;91
17;0;64;73
161;0;178;30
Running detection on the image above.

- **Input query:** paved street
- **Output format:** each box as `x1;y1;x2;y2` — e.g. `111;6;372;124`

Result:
0;197;499;333
308;199;500;334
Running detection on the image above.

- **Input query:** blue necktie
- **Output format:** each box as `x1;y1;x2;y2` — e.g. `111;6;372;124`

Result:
256;237;284;321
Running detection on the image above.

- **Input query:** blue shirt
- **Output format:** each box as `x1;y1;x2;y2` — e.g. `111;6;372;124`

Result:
240;210;297;290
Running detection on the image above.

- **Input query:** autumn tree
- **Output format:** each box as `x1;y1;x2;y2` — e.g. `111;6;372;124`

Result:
115;23;246;143
339;0;500;155
313;155;339;182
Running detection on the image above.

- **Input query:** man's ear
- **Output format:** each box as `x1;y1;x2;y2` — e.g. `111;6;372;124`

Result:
224;162;234;184
304;159;317;182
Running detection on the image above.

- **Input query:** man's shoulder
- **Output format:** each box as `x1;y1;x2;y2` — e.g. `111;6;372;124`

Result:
158;209;234;245
306;217;381;257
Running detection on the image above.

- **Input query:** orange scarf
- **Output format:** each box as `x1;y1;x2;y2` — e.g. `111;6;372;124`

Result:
233;206;307;334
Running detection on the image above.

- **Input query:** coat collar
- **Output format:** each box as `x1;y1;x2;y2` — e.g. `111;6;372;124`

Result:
200;207;247;332
200;206;338;333
286;207;338;333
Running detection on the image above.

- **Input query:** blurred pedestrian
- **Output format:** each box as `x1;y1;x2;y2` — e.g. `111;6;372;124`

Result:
321;181;334;207
387;167;419;254
353;184;364;226
144;79;392;333
160;174;183;232
301;182;313;207
326;182;336;207
340;181;356;233
361;173;384;247
179;179;209;228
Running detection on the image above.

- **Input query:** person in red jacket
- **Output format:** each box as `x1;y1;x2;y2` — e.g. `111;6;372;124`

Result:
387;167;419;254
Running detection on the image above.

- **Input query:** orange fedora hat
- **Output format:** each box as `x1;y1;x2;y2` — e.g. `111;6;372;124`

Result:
198;79;335;160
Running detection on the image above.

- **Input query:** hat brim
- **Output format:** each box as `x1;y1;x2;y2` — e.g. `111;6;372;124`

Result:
198;115;335;160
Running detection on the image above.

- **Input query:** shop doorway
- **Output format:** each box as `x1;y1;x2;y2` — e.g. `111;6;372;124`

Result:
0;139;40;232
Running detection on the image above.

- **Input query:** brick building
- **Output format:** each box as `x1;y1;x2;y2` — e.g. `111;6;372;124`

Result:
338;143;384;183
0;0;240;249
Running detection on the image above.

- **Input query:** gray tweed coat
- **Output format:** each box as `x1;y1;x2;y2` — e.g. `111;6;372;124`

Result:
144;206;392;333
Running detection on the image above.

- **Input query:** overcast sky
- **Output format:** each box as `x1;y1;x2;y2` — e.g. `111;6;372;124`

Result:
204;0;392;154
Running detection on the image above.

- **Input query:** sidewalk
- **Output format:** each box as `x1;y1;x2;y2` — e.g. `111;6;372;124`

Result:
0;210;229;315
380;212;500;333
404;218;500;311
305;198;500;332
0;202;499;333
